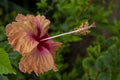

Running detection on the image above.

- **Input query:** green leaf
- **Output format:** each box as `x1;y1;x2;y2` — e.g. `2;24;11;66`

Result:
98;72;111;80
101;53;113;69
87;45;101;59
89;67;98;80
95;56;105;71
9;52;21;67
0;48;16;74
36;0;48;8
82;57;94;70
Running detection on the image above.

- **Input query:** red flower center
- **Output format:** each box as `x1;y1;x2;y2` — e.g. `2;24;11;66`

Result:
34;23;51;52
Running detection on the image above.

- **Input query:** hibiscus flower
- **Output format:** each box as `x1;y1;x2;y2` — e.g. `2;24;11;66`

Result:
6;14;96;76
6;14;62;75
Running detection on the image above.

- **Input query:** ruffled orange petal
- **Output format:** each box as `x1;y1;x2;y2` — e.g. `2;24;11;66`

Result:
16;14;50;37
36;15;50;37
19;47;57;76
6;21;38;54
16;14;34;22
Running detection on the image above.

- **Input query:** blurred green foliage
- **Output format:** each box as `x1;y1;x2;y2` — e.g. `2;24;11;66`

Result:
0;0;120;80
83;36;120;80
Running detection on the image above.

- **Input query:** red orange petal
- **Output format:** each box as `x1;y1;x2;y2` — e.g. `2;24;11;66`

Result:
6;21;38;54
19;47;57;76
